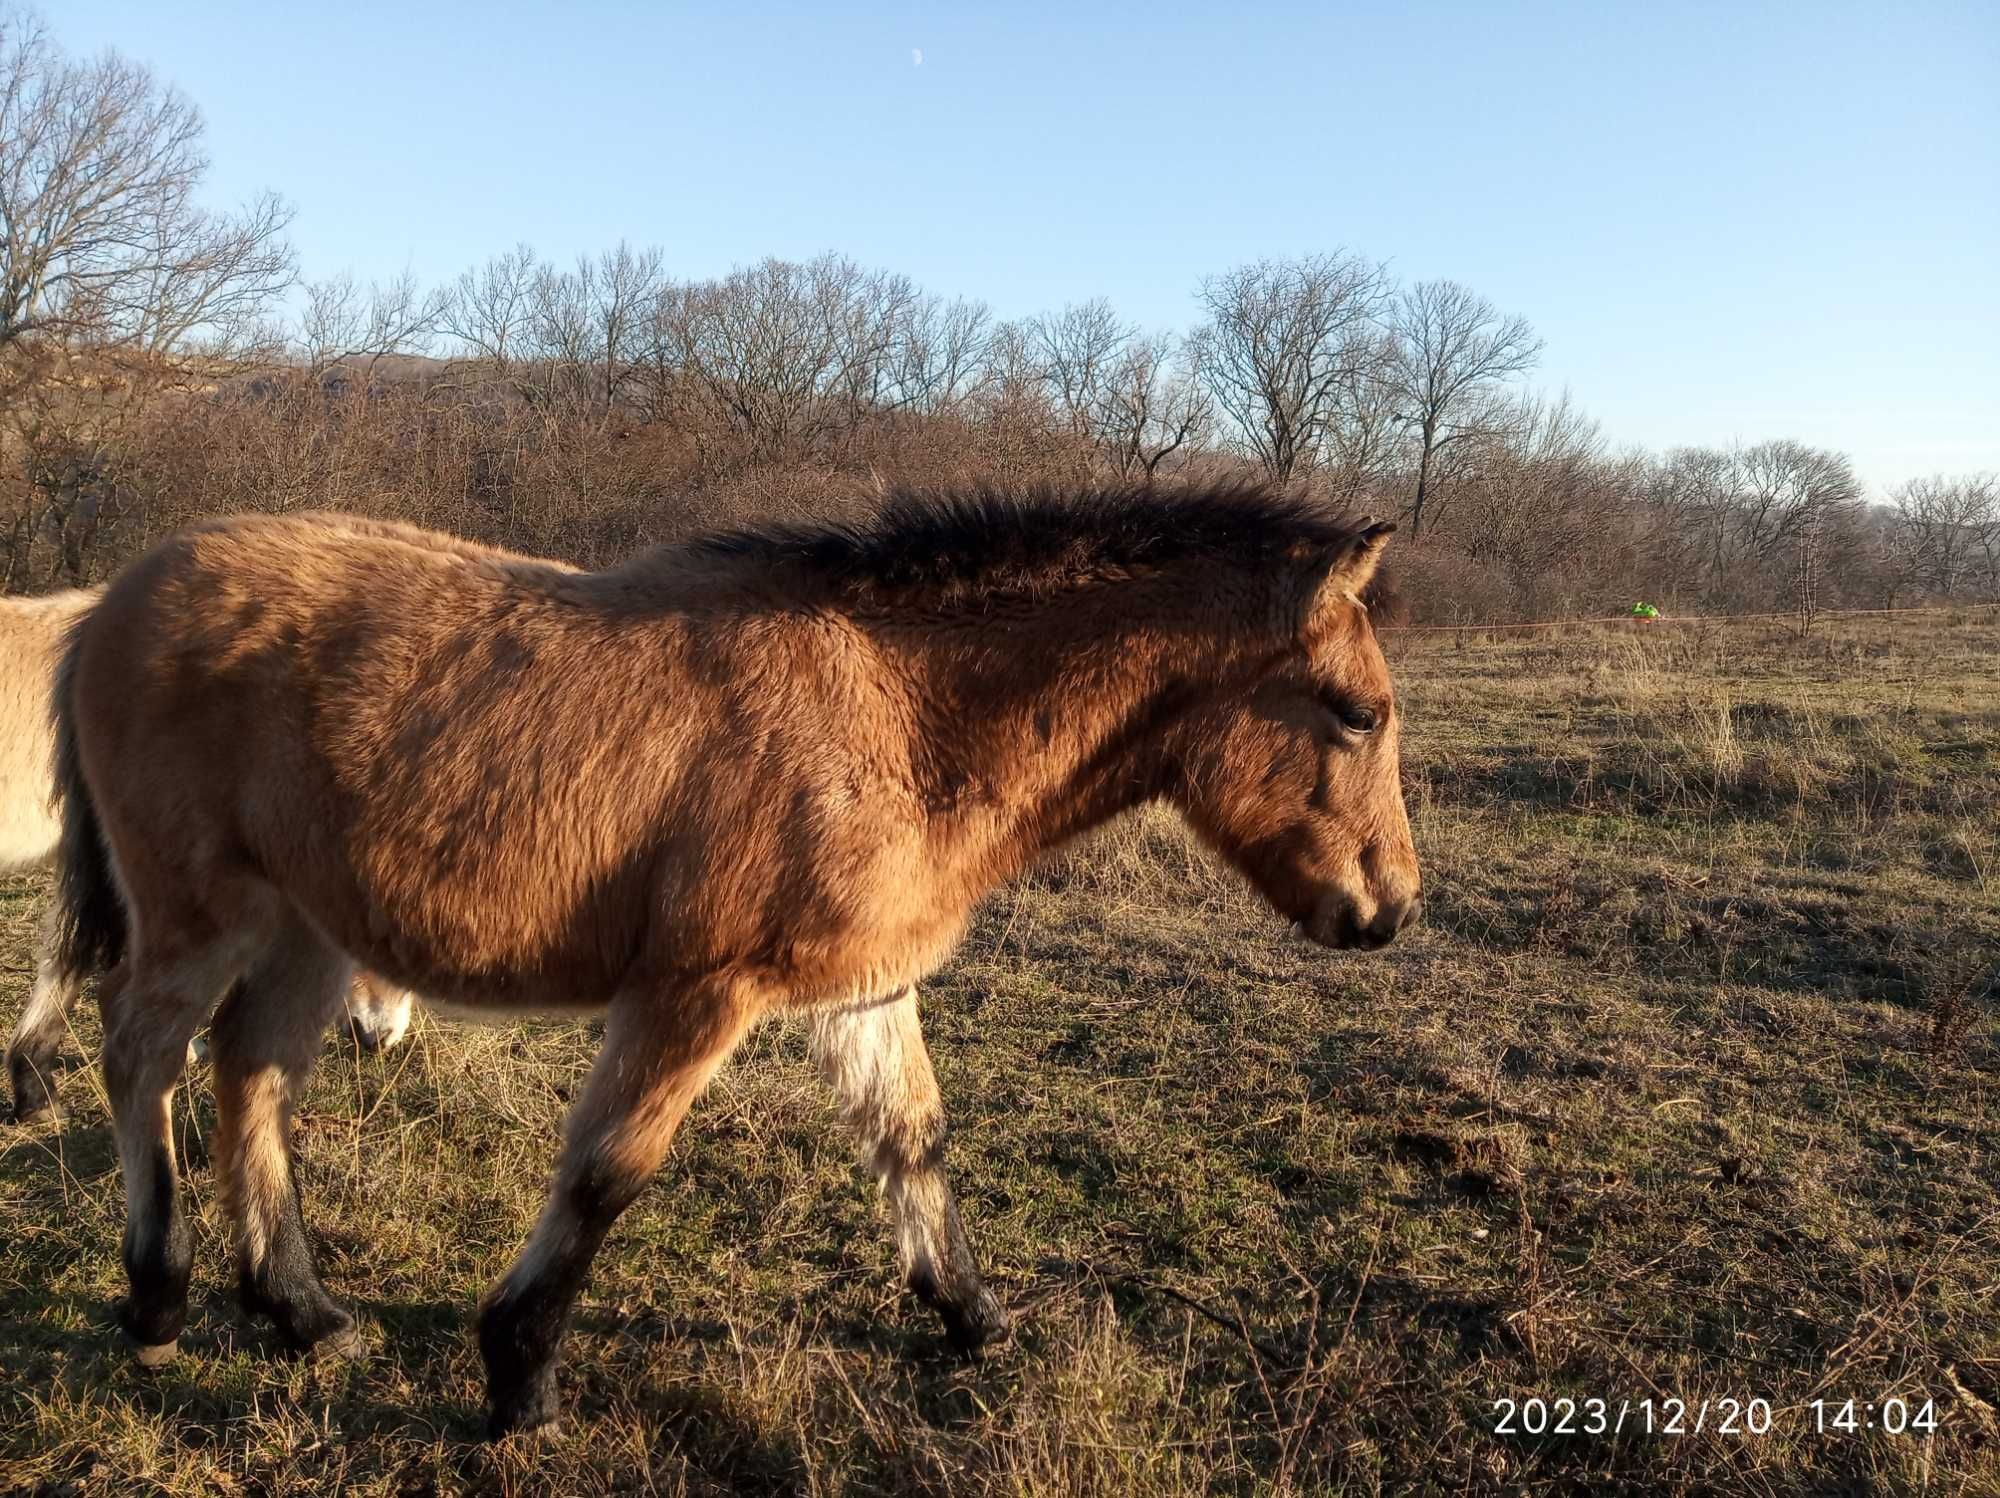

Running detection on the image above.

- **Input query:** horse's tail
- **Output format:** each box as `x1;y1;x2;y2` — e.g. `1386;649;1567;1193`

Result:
49;617;126;978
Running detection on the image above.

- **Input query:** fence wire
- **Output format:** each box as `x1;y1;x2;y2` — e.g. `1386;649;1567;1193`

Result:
1379;601;2000;636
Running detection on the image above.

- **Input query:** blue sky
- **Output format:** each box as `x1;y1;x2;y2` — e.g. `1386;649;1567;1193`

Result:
53;1;2000;496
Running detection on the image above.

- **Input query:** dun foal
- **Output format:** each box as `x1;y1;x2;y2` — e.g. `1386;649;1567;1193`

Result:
1;589;413;1124
48;486;1420;1436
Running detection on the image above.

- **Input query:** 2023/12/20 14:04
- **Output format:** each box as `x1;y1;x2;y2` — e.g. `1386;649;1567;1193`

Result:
1490;1396;1941;1437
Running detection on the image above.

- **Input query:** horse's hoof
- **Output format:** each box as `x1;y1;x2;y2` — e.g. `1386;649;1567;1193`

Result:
279;1307;365;1360
935;1284;1012;1355
486;1386;562;1442
132;1338;180;1368
313;1320;370;1362
116;1297;187;1358
486;1412;560;1443
9;1061;60;1125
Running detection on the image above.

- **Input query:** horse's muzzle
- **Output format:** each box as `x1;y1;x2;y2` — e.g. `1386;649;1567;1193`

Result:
1302;893;1422;951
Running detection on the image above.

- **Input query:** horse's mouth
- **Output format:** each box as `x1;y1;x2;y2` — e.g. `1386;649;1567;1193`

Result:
1292;921;1392;952
1293;898;1419;951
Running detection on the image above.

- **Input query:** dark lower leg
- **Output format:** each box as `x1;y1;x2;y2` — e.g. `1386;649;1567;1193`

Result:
9;1033;62;1125
228;1130;358;1352
480;985;756;1439
479;1169;634;1437
102;995;200;1357
895;1168;1010;1351
117;1134;192;1355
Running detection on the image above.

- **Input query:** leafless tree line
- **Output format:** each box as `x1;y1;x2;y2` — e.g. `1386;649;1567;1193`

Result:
1885;474;2000;601
4;5;1994;622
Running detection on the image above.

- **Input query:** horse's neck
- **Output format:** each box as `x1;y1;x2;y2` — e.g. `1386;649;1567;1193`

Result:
892;585;1256;866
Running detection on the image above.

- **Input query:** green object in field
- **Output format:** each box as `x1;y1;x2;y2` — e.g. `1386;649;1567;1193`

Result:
1631;602;1660;619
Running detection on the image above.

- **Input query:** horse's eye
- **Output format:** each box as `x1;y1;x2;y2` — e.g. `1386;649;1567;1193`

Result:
1342;706;1379;735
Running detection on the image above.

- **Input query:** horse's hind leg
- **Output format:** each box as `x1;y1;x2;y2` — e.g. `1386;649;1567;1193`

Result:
8;908;82;1124
11;919;205;1121
810;986;1009;1353
207;913;360;1354
100;915;265;1362
480;981;759;1438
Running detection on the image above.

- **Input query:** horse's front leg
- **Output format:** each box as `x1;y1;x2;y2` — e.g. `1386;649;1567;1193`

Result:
810;986;1009;1352
479;979;759;1439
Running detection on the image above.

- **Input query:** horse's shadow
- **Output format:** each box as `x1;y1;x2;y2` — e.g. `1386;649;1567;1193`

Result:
3;1086;1019;1463
0;1280;814;1488
0;1115;918;1483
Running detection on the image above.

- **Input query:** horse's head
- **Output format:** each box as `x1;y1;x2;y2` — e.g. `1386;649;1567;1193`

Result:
1171;520;1421;951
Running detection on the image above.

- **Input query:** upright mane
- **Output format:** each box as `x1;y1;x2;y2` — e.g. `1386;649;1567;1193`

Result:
687;481;1376;607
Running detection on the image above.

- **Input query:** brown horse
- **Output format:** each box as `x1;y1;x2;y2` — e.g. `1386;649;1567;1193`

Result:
47;484;1419;1437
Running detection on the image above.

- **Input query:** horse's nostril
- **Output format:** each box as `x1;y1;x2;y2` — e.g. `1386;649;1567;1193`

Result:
1361;899;1420;947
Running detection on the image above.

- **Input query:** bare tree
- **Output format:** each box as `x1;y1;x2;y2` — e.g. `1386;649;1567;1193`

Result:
0;6;295;587
1736;440;1862;578
1029;299;1130;443
583;242;664;416
825;266;921;418
522;260;600;417
1092;332;1213;479
1315;328;1403;509
880;292;990;417
1453;393;1612;578
439;244;540;381
1892;473;1999;597
1978;484;2000;596
1192;253;1392;484
653;254;911;460
976;319;1042;409
455;246;664;424
1793;496;1828;635
298;270;446;384
0;9;293;364
1646;441;1861;608
1389;280;1541;537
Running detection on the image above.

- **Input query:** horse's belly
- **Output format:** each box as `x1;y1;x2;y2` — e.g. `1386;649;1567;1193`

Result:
316;876;641;1012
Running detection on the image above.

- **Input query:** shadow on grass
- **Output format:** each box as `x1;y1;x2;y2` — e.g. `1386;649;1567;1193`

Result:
0;1114;118;1181
0;1280;815;1493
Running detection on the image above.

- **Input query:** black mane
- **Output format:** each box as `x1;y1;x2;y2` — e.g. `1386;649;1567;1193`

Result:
689;481;1372;603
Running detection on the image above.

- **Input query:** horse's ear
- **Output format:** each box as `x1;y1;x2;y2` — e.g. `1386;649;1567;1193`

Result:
1297;522;1398;638
1337;521;1397;594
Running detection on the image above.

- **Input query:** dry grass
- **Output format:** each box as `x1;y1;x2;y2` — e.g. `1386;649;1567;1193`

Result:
2;614;1996;1495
